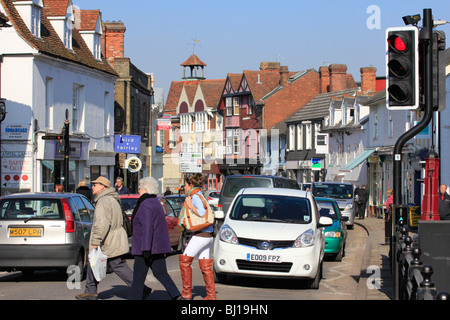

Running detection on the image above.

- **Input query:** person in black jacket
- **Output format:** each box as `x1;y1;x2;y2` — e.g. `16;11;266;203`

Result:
356;185;369;220
438;184;450;220
76;180;92;202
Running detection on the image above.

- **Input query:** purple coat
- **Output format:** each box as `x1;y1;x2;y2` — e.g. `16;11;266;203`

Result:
131;197;172;256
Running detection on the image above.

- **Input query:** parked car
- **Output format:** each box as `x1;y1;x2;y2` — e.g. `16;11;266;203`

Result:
204;190;220;208
218;175;300;217
0;192;94;278
164;195;185;216
119;194;183;252
213;188;332;289
311;182;356;229
316;197;348;261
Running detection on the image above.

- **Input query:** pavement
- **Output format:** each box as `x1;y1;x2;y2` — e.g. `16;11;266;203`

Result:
354;215;393;300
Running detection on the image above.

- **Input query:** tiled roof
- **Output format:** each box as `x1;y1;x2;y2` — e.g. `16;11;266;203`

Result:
43;0;70;17
286;88;358;123
164;79;225;113
180;54;207;67
78;10;100;31
243;69;280;101
2;0;117;76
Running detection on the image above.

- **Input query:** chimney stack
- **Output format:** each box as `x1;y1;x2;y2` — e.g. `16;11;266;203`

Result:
279;66;289;87
319;66;330;93
102;21;126;66
329;64;348;92
260;62;281;71
360;67;377;93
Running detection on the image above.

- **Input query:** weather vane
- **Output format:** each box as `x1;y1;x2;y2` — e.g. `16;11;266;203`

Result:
187;38;201;53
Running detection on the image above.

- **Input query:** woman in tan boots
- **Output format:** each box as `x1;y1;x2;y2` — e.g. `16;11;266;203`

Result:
177;173;216;300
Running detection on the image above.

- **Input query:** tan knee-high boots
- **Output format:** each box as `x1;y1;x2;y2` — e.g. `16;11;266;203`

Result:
198;258;216;300
178;255;194;300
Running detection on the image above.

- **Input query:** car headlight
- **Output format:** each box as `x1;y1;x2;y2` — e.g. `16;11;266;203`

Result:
345;203;353;210
325;231;341;238
293;229;314;248
219;224;239;245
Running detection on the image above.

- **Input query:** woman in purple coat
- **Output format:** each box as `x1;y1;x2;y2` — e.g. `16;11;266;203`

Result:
128;177;181;300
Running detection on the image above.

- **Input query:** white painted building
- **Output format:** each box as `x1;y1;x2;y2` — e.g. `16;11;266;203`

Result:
0;0;117;194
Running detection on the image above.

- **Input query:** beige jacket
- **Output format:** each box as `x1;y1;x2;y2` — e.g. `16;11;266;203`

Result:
89;188;128;258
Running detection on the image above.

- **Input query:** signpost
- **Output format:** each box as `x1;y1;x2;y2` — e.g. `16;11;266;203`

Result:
180;152;202;173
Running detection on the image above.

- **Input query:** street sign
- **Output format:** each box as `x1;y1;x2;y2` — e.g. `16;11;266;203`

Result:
180;152;202;173
114;135;141;154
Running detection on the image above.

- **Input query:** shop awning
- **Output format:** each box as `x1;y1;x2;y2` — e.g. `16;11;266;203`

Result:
339;149;376;172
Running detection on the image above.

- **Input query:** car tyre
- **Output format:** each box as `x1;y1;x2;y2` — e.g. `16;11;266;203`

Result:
306;261;322;289
334;244;344;262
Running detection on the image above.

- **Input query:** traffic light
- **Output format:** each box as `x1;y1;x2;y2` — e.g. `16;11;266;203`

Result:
386;26;419;110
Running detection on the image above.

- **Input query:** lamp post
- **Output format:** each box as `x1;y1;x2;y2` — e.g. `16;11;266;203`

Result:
0;98;6;195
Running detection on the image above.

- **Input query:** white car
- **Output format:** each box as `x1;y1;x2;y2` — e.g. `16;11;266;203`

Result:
204;190;220;208
213;188;332;289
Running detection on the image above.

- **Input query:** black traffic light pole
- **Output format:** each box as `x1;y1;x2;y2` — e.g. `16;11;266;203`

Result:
64;109;70;192
392;8;434;300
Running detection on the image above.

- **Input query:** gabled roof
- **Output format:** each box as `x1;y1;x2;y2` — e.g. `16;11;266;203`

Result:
78;10;101;32
43;0;70;17
286;88;358;123
200;79;225;108
1;0;116;76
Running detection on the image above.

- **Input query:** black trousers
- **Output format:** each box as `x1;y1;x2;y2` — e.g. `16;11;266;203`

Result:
128;254;180;300
357;202;367;219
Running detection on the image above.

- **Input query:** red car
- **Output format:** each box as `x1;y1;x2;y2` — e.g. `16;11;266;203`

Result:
120;194;184;252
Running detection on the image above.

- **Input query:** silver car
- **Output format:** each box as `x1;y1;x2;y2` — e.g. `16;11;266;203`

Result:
0;192;94;278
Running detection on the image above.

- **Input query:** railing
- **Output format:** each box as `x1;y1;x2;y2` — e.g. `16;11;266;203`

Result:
393;220;449;300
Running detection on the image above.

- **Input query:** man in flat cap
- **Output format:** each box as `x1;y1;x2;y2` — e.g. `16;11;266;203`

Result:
76;176;133;300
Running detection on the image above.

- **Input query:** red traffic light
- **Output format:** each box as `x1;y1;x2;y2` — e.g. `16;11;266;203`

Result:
388;34;410;53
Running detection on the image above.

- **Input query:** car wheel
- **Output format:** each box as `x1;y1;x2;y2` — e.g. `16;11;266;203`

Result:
306;261;322;289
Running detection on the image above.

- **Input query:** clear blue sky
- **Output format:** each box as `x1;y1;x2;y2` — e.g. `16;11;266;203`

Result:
74;0;450;102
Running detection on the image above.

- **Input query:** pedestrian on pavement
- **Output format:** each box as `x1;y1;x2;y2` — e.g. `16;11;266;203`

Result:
177;173;216;300
386;189;393;217
76;180;92;202
115;177;130;194
438;184;450;220
54;183;64;192
128;177;181;300
357;185;369;219
76;176;133;300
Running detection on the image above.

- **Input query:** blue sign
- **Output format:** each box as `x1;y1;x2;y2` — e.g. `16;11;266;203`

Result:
114;135;141;154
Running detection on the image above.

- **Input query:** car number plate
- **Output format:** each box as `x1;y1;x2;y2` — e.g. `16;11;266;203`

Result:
9;227;43;237
246;253;281;263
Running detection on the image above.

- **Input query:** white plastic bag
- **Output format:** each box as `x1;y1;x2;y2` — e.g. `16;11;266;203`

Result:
88;247;107;282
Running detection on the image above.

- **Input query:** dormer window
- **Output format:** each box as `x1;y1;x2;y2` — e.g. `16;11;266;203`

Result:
93;34;101;60
31;5;41;37
64;22;72;49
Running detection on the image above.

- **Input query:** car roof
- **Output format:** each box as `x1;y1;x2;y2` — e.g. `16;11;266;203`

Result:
238;187;309;197
315;197;338;202
0;192;82;199
226;175;294;180
312;181;353;185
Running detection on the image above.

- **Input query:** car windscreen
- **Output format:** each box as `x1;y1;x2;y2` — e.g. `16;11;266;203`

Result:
317;200;339;220
121;198;138;212
222;178;272;197
0;198;63;220
229;194;311;224
165;196;185;212
312;184;353;199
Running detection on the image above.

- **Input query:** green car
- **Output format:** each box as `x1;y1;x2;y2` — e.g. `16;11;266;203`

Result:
316;197;348;261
